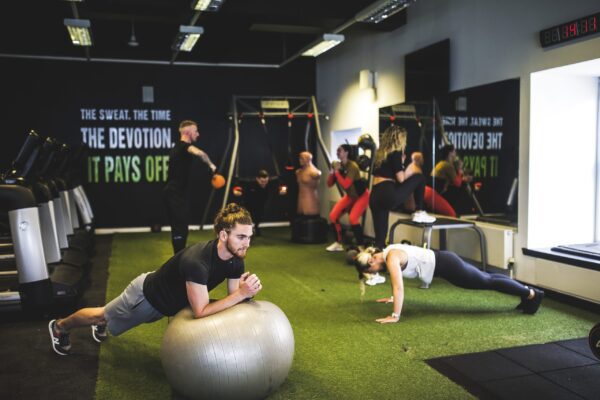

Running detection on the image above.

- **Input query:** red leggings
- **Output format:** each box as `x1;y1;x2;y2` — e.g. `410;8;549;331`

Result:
424;186;456;217
329;191;370;241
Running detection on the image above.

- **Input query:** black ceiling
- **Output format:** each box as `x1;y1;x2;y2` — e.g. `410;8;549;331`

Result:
0;0;408;67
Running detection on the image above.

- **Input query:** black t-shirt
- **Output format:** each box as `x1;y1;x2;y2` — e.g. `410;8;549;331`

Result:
142;240;244;316
164;141;192;196
373;151;404;179
244;180;273;208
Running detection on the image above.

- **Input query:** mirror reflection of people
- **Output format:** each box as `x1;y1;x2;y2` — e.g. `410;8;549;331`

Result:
296;151;322;217
164;120;217;254
326;144;370;251
369;126;435;249
354;244;544;324
426;144;473;217
232;169;287;236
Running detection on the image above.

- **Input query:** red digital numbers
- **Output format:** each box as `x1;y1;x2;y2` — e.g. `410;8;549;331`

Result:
540;12;600;48
570;22;578;37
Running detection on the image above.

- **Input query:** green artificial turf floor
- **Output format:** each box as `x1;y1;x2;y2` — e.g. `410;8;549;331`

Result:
95;227;598;399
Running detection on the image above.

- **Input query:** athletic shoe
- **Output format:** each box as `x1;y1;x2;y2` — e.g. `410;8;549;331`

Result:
515;298;526;310
326;241;344;252
92;324;108;343
48;319;71;356
516;286;532;309
365;273;386;286
412;211;436;224
522;288;544;315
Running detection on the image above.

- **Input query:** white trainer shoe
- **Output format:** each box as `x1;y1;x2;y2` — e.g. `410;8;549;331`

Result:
326;241;344;252
365;273;386;286
412;210;436;224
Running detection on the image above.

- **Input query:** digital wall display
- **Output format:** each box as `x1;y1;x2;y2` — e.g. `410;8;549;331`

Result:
539;12;599;48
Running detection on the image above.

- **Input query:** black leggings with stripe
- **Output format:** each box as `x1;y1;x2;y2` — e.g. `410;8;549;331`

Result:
433;251;530;298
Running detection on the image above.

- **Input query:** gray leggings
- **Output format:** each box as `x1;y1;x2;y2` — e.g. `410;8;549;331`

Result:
434;251;530;298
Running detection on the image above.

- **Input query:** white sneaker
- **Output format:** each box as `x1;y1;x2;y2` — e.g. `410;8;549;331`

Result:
326;241;344;252
412;210;436;224
365;273;386;286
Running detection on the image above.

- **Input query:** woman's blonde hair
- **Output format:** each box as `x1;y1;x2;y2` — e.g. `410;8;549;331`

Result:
354;246;381;279
374;125;407;168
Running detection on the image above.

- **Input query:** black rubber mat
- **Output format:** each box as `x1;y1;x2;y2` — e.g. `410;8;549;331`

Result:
427;338;600;400
0;235;112;400
496;343;597;372
542;364;600;399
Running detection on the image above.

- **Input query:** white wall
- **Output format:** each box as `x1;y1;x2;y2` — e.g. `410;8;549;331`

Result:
314;0;600;286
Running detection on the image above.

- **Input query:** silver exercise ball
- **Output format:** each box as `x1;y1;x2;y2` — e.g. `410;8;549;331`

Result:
161;300;294;400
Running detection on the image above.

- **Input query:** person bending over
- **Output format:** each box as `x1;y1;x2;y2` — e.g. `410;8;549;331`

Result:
232;169;286;236
164;120;217;254
325;144;370;251
48;203;262;356
354;244;544;324
369;126;435;249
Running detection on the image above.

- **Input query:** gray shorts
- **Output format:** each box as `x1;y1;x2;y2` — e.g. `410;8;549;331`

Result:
104;272;164;336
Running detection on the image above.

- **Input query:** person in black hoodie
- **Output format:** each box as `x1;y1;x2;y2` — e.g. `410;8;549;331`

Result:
232;169;287;236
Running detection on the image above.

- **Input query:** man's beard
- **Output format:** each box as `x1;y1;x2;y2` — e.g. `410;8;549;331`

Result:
226;239;248;259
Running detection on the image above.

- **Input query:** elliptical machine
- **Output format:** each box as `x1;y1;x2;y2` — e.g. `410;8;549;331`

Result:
0;132;54;310
0;132;91;311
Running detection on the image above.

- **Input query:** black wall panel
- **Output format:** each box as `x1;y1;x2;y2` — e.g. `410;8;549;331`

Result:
0;58;315;227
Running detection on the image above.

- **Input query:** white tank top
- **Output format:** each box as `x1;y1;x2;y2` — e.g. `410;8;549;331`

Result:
383;244;436;285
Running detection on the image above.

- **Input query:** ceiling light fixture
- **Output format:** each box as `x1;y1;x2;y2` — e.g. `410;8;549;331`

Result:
64;18;92;46
301;34;345;57
355;0;415;24
172;25;204;52
192;0;225;12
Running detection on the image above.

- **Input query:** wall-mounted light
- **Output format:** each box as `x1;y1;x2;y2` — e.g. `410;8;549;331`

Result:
301;34;345;57
359;69;376;90
172;25;204;52
192;0;225;11
359;69;377;100
355;0;415;24
64;18;92;46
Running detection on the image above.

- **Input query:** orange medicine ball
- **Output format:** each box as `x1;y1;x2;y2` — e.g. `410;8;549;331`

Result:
211;174;226;189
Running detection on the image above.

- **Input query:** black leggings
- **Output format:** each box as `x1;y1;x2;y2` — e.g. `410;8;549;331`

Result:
434;251;530;298
369;175;425;248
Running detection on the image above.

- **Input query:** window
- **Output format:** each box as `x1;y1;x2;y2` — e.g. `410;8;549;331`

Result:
529;58;600;248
